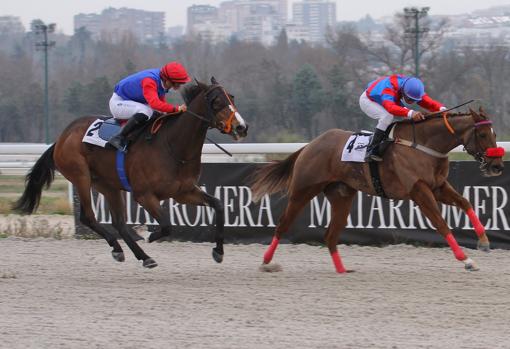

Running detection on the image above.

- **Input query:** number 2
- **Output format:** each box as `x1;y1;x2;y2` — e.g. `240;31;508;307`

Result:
86;121;103;136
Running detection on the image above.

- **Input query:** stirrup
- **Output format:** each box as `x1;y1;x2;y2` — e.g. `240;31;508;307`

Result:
108;137;127;153
364;149;382;162
369;154;383;162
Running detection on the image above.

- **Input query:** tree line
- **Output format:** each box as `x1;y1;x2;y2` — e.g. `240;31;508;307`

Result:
0;12;509;143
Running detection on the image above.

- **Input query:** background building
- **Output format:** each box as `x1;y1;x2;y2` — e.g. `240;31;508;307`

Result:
187;5;219;35
74;7;165;43
0;16;25;35
292;0;336;42
187;0;288;45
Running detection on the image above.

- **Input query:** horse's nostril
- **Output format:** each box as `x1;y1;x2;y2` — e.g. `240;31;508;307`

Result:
492;164;504;173
236;125;246;133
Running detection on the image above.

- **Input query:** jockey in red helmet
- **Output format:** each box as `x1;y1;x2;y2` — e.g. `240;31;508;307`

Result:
360;75;447;162
108;61;192;152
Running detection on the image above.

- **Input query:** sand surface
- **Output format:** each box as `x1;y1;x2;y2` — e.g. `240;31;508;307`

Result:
1;237;510;349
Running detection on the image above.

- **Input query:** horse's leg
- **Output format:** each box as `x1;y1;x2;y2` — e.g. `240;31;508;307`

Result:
411;180;479;271
135;194;171;244
102;189;157;268
323;183;357;273
168;186;225;263
74;176;125;262
434;181;490;252
263;184;325;265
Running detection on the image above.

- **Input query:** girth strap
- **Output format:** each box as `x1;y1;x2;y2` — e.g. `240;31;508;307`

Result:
388;126;449;158
369;161;387;198
116;150;132;192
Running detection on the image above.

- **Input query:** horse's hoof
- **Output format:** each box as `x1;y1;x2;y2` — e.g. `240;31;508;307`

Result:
477;241;491;253
112;251;125;262
147;233;159;243
463;258;480;271
143;258;158;268
212;248;223;263
128;230;144;241
259;263;282;272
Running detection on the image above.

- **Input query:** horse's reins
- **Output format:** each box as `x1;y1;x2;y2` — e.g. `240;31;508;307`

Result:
150;87;234;157
392;100;505;160
407;100;476;152
442;112;505;170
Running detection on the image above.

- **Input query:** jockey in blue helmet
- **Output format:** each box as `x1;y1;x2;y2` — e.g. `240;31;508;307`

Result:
359;75;447;161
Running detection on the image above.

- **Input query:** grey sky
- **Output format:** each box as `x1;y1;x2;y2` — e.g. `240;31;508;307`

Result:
3;0;510;35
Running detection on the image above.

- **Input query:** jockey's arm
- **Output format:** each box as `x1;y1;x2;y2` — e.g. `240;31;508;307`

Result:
381;99;413;118
418;94;446;112
141;78;179;113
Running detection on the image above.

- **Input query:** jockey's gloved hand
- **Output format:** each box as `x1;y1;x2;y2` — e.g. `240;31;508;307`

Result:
439;106;448;112
411;110;425;121
178;104;187;113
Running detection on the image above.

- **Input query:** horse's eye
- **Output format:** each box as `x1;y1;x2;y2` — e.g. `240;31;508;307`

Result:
212;97;221;108
479;133;487;138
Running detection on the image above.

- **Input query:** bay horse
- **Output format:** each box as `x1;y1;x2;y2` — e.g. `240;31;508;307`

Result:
251;108;505;273
14;77;248;268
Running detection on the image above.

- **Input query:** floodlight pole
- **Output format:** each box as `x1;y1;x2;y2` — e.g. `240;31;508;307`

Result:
35;23;56;144
404;7;429;77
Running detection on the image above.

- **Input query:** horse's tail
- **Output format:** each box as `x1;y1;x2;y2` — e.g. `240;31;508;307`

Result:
251;147;305;203
12;144;56;214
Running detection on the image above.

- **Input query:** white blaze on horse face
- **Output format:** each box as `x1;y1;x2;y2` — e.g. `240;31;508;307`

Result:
229;105;246;127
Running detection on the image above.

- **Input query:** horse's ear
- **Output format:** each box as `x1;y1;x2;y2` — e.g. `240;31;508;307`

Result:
469;107;482;121
193;77;208;90
211;76;219;85
479;106;486;116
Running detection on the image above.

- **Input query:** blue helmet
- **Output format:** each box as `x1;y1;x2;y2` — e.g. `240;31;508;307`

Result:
402;77;425;102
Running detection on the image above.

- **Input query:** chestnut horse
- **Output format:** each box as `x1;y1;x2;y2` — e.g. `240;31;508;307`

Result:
14;77;248;268
251;108;505;273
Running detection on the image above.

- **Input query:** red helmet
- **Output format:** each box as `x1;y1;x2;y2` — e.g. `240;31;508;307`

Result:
160;61;191;83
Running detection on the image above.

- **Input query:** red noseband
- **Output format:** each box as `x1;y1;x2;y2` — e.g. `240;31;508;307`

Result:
486;147;505;158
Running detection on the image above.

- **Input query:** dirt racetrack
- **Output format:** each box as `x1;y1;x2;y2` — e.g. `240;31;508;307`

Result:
1;237;510;349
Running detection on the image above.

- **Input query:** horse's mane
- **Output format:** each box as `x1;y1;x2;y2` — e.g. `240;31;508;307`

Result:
400;111;482;125
428;111;474;120
181;83;206;105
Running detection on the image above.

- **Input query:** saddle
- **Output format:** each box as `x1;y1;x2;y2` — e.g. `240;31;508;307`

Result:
94;114;162;150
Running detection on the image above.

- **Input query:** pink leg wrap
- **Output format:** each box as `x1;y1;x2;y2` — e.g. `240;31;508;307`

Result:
466;208;485;237
330;250;347;273
445;233;467;261
263;237;280;264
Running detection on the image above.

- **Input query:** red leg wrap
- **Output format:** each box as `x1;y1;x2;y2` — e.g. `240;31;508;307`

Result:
330;250;347;273
263;237;280;264
467;208;485;237
445;233;467;261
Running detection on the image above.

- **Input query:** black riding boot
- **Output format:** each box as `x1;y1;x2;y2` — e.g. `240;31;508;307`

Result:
108;113;148;152
364;128;386;162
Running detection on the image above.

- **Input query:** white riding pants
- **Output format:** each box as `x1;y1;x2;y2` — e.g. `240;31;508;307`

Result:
359;91;395;131
109;93;154;120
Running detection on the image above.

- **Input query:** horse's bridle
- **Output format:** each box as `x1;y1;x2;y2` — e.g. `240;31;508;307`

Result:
150;83;238;158
442;112;505;171
185;84;238;135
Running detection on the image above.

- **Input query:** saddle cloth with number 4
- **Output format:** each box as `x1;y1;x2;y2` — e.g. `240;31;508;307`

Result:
340;132;372;162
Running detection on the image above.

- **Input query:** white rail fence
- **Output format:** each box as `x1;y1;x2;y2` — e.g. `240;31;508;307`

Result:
1;142;510;175
2;142;508;208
